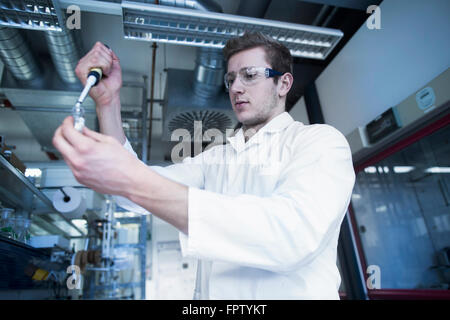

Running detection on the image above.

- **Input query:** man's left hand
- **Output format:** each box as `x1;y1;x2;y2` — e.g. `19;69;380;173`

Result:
52;116;143;197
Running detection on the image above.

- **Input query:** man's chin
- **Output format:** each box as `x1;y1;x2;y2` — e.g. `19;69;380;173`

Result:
236;112;254;125
240;118;261;128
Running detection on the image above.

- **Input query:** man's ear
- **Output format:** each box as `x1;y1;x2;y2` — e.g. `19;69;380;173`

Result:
277;72;294;97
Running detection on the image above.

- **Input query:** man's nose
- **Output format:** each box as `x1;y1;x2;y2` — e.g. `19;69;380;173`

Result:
230;76;245;94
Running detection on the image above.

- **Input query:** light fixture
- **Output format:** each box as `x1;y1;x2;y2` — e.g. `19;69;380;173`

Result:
25;167;42;177
0;0;63;31
393;166;415;173
121;1;343;60
364;166;377;174
425;167;450;174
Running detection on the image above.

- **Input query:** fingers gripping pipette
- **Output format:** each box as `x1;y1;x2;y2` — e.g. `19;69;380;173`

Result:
72;67;102;131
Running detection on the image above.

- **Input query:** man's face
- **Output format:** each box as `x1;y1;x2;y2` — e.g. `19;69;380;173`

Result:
227;46;281;128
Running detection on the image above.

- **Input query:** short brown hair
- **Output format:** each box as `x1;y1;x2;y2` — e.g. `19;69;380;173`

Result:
222;31;293;83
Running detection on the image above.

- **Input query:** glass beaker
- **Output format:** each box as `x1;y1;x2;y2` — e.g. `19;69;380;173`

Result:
15;217;31;244
0;208;15;239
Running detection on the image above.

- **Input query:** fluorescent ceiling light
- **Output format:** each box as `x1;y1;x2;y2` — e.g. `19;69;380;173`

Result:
0;0;63;31
25;167;42;177
364;166;377;174
121;1;343;60
393;166;415;173
425;167;450;174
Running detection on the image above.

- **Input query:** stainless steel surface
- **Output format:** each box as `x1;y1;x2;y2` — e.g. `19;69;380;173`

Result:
1;86;97;153
122;1;343;59
13;105;95;113
19;110;97;153
1;87;95;109
0;153;50;210
0;27;41;81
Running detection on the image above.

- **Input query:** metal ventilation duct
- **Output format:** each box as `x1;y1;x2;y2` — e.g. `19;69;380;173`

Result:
0;0;63;31
162;68;237;141
44;28;81;84
193;47;224;99
0;0;81;84
0;26;41;81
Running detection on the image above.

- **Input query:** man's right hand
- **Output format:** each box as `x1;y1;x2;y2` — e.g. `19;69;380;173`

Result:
75;42;126;144
75;42;122;108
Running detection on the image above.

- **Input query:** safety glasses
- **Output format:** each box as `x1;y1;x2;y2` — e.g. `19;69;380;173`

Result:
224;66;283;90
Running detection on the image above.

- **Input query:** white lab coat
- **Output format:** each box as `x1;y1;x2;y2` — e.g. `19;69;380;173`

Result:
116;112;356;299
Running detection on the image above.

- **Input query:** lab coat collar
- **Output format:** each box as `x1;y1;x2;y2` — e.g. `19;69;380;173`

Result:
227;112;295;152
258;111;295;133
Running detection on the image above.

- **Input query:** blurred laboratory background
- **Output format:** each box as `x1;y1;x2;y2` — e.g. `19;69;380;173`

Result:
0;0;449;300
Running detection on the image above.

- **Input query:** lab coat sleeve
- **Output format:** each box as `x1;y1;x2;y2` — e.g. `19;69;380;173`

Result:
180;125;356;273
113;139;205;214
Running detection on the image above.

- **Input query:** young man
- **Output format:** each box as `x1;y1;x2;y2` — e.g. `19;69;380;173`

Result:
53;32;355;299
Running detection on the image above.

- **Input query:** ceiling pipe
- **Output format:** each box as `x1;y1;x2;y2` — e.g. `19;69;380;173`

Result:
0;22;81;86
0;27;41;82
322;6;338;27
311;4;338;28
44;28;82;85
312;5;330;26
193;47;224;100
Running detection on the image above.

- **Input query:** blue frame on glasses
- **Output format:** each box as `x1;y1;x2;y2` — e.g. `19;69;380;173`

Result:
224;67;284;89
265;68;284;78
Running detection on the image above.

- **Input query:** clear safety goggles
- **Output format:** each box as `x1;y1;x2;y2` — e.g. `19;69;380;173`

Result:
224;66;283;90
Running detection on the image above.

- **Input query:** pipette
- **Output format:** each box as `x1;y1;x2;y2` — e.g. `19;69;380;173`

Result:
72;67;103;131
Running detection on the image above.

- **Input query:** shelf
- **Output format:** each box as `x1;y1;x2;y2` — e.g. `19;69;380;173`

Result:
114;243;144;250
0;154;86;237
91;282;142;291
0;234;51;290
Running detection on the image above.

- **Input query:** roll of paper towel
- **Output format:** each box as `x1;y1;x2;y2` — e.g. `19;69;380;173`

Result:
52;187;87;219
